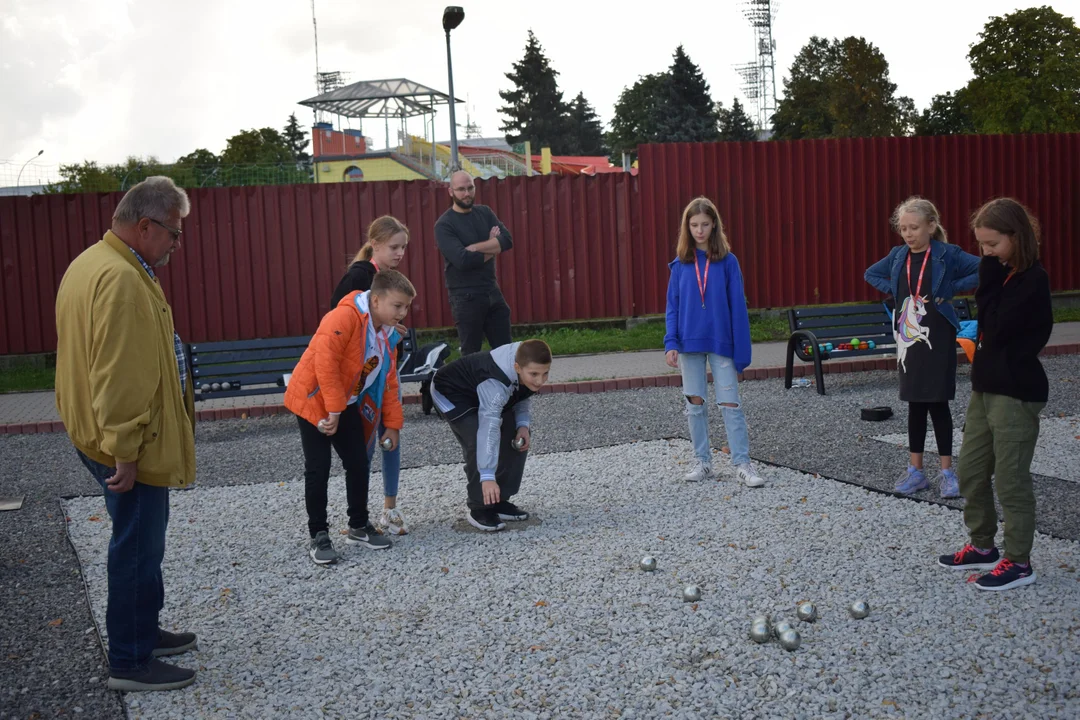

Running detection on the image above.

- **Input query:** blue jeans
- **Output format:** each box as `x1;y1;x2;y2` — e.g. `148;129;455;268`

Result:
76;451;169;672
376;420;401;498
678;353;751;466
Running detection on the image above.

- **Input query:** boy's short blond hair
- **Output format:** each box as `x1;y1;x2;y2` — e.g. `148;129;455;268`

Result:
371;269;416;298
515;339;552;366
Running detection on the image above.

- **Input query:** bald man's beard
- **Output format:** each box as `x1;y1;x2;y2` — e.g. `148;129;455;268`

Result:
452;195;474;210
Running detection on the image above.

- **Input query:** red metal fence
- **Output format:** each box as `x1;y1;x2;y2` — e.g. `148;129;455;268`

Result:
1;133;1077;355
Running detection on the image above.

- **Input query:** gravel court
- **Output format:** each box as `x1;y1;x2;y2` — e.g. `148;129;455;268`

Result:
3;354;1078;718
63;440;1080;720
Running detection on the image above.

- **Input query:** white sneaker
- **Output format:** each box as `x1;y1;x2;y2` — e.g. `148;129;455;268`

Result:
683;460;713;483
736;463;766;488
374;507;408;536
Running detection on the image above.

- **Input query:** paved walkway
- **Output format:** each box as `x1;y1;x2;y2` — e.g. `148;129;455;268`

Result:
3;323;1079;427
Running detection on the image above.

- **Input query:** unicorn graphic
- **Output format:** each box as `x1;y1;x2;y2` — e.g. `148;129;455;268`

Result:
895;295;932;373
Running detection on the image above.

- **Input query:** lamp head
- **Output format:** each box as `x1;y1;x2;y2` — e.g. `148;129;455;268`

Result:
442;6;464;31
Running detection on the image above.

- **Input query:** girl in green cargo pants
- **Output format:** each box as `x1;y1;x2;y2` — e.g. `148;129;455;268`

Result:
937;198;1053;591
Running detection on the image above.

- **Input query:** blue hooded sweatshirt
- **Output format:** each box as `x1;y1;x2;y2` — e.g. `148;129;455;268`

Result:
664;249;753;373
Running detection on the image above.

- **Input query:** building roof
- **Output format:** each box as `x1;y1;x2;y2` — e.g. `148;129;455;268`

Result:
298;78;462;120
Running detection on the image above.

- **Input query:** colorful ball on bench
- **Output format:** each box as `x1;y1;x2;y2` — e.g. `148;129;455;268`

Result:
825;343;834;351
868;340;876;350
851;338;860;346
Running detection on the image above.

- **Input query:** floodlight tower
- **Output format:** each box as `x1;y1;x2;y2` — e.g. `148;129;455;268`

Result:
735;0;778;131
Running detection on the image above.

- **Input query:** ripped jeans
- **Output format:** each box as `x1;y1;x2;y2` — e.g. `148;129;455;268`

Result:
678;353;751;467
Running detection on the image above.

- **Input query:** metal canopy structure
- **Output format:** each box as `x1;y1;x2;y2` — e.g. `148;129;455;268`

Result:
298;78;460;120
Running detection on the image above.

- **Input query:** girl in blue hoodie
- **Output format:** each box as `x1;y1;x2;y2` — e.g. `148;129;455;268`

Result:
664;197;764;487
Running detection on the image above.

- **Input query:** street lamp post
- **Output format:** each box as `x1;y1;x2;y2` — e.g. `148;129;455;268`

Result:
442;6;464;173
16;149;44;189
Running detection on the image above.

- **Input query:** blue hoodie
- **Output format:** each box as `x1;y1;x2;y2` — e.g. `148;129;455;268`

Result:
664;249;753;372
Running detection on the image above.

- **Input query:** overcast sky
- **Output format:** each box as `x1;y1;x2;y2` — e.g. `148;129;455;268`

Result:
2;0;1077;179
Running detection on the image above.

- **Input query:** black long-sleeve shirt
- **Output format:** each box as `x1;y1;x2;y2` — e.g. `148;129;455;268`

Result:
434;204;512;292
330;260;377;306
971;257;1053;402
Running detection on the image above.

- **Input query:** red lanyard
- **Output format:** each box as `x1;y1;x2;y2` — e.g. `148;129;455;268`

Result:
694;254;709;309
371;260;380;273
906;250;929;301
1003;269;1017;286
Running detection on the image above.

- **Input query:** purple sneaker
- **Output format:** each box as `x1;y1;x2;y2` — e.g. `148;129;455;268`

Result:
939;468;960;498
895;465;929;494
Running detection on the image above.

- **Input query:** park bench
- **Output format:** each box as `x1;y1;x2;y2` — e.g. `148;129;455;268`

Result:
783;299;972;395
187;329;448;412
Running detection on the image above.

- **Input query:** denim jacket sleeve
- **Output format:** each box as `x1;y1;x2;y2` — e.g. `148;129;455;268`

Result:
864;249;895;295
664;261;680;352
951;247;982;293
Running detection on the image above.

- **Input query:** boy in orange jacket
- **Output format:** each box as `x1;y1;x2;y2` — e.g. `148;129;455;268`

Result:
284;270;415;565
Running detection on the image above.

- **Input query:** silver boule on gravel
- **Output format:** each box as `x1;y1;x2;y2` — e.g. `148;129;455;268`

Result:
749;622;771;644
753;614;768;626
796;602;818;622
682;585;702;602
849;600;870;619
778;628;802;651
772;620;794;638
639;556;657;572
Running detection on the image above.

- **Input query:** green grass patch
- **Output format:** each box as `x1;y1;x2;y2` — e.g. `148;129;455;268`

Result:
1054;306;1080;323
0;365;55;393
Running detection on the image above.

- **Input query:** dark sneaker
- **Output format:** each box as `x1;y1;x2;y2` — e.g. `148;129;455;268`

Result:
494;500;529;521
975;559;1036;591
308;531;339;565
108;659;196;692
152;629;197;657
467;507;506;532
345;524;392;549
938;544;1001;571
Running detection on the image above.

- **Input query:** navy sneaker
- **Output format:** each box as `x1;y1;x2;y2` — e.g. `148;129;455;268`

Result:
494;500;529;522
975;559;1036;591
467;507;505;532
938;544;1001;571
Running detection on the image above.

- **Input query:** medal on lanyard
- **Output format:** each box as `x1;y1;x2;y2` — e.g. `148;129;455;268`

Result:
694;254;709;309
903;250;929;329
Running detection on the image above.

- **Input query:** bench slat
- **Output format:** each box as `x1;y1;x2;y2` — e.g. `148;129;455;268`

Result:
794;314;892;330
192;360;298;377
191;347;304;365
189;336;312;353
193;371;289;386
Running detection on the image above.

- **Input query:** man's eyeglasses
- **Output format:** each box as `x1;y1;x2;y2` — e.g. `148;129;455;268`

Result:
149;218;183;241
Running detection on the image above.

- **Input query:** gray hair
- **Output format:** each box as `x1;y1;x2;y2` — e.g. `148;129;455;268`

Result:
890;195;948;243
113;176;190;225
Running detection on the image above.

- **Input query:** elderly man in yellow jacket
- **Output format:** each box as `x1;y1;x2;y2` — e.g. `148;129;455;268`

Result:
55;176;198;692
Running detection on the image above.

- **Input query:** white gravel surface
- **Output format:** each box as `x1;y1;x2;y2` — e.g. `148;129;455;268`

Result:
870;414;1080;483
64;440;1080;719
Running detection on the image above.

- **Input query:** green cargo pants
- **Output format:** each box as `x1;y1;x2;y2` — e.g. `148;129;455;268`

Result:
958;391;1044;564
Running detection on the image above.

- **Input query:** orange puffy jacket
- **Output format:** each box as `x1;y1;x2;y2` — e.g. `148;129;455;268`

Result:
284;292;404;431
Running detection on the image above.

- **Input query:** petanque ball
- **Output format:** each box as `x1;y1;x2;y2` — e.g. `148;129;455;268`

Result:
779;629;802;651
639;556;657;572
211;383;221;392
221;381;231;391
200;383;210;393
796;602;818;623
849;600;870;619
682;585;702;603
380;437;393;451
773;620;794;638
750;622;771;644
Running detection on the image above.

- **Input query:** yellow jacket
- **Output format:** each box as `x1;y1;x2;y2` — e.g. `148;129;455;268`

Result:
55;231;196;488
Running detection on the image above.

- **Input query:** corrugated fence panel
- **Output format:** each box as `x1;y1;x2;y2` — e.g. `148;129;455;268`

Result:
1;134;1077;355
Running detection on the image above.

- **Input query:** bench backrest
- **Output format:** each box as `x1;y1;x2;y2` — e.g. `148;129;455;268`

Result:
788;299;971;348
189;328;422;398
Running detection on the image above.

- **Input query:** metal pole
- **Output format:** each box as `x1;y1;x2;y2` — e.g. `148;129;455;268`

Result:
445;30;460;171
16;149;44;188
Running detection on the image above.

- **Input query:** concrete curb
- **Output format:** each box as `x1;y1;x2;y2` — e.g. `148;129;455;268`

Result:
4;342;1078;435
